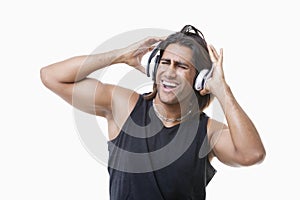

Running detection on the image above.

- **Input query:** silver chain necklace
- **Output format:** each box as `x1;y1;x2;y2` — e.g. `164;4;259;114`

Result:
152;99;192;123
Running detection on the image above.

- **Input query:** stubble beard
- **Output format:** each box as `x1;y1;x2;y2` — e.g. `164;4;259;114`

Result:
157;84;194;106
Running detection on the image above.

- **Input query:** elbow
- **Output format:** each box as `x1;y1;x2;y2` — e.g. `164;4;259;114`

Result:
239;149;266;167
40;67;48;86
40;67;55;89
40;67;49;86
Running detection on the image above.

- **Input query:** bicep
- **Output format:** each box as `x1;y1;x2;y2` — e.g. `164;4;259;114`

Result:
71;78;116;117
45;77;139;120
44;77;115;117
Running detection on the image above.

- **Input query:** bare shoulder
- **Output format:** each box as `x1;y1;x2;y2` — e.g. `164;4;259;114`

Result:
101;84;140;140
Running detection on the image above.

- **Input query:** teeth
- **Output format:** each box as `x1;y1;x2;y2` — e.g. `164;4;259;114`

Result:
162;81;177;87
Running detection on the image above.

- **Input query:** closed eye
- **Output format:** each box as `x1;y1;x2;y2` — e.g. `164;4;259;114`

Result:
160;59;170;65
177;64;188;69
160;58;190;69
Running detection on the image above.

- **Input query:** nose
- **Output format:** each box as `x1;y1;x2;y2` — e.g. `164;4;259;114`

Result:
164;62;176;79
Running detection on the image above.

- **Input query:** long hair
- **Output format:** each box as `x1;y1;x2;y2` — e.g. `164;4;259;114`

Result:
144;26;213;111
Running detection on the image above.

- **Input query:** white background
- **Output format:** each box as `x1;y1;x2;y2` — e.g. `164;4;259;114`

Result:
1;0;299;199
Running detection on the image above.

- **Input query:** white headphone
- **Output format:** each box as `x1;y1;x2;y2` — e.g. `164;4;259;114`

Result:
194;66;214;91
146;45;213;91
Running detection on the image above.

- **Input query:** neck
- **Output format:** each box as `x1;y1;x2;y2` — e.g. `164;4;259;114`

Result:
153;96;195;123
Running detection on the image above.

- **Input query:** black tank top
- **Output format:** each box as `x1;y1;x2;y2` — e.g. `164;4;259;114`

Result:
108;94;216;200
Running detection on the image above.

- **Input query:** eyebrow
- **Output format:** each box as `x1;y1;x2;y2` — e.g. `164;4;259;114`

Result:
160;58;190;68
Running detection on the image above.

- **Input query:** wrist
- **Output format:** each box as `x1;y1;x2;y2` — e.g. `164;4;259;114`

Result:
213;81;231;100
111;48;128;65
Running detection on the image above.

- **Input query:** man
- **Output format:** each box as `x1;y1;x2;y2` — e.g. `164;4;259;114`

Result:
40;25;266;199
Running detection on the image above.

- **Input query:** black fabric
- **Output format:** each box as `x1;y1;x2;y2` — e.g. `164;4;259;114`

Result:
107;94;216;200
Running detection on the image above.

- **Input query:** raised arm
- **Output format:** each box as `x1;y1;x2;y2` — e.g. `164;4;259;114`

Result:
40;49;123;117
40;36;164;118
202;45;266;167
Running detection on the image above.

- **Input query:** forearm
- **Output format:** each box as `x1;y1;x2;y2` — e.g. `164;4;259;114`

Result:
41;36;163;84
215;83;266;158
41;48;124;83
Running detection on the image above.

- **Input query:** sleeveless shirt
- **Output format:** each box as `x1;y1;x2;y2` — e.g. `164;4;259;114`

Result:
107;94;216;200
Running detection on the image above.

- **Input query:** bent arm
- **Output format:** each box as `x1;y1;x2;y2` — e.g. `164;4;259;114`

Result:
209;85;266;167
40;36;164;117
40;49;124;117
203;45;266;167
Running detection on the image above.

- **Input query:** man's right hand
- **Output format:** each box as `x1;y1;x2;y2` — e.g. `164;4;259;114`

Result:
116;36;166;74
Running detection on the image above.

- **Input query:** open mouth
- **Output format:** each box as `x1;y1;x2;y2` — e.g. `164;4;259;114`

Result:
161;80;178;91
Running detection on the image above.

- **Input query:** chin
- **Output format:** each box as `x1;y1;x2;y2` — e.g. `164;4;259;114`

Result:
157;90;178;105
158;92;178;104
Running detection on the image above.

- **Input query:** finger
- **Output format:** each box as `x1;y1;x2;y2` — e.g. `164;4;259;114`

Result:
147;36;166;45
218;48;223;66
200;89;209;96
209;45;220;59
134;45;153;57
148;46;156;52
152;36;167;42
136;65;146;74
207;44;217;62
159;35;168;40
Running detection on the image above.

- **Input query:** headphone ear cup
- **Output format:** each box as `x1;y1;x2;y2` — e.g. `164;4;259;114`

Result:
194;69;209;91
152;55;160;82
146;43;161;81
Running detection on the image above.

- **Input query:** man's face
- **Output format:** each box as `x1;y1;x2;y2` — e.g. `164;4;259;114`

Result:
156;43;197;105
